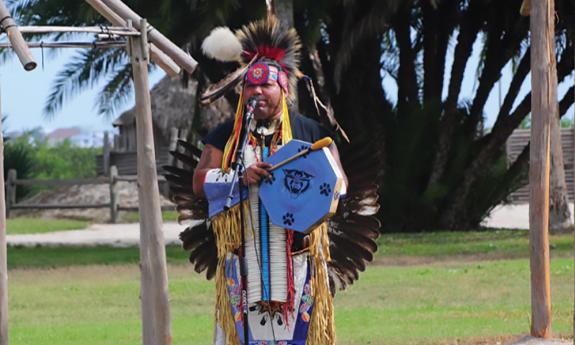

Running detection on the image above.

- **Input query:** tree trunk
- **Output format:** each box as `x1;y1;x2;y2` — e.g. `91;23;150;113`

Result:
273;0;294;28
549;108;572;233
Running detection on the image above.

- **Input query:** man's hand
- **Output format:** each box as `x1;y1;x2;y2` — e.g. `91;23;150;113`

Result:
243;162;272;185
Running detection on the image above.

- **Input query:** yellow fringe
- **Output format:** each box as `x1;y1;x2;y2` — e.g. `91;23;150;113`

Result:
280;91;293;144
211;206;335;345
222;90;245;171
306;223;336;345
211;203;245;345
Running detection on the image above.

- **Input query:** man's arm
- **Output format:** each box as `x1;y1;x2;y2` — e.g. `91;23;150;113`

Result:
192;144;224;196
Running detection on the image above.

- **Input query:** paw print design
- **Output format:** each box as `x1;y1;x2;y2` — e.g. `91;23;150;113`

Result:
263;172;276;185
320;183;332;196
297;145;310;158
282;212;295;226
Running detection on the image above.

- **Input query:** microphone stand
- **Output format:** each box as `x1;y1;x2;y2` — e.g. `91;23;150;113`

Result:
224;97;256;344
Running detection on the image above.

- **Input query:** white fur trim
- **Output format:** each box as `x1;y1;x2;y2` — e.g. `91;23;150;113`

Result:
201;27;242;62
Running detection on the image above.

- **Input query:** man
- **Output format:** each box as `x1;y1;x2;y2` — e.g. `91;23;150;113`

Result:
193;64;346;194
195;17;342;345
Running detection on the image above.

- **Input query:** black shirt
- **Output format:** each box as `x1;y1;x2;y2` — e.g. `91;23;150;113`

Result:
202;112;332;151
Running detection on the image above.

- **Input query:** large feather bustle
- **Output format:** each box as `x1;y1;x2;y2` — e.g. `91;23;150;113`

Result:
164;141;217;277
326;138;383;295
163;140;209;221
201;26;243;62
235;16;302;97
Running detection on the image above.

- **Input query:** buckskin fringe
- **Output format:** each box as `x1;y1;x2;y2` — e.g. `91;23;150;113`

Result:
306;222;336;345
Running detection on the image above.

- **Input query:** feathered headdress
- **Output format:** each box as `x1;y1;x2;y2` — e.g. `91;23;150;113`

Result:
200;16;302;104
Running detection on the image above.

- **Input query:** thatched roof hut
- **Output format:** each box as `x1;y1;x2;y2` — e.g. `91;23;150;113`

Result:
113;75;232;146
98;75;232;175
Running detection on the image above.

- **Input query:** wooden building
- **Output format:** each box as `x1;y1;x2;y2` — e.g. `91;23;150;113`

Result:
97;75;231;175
506;128;574;203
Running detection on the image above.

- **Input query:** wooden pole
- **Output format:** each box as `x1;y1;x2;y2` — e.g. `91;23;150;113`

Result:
0;41;126;49
5;170;15;219
128;19;172;345
528;0;554;338
109;165;118;223
16;25;140;36
0;84;9;345
0;0;35;71
103;131;110;176
102;0;197;74
85;0;180;77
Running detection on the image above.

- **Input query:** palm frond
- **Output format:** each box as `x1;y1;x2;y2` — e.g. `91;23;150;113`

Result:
96;62;142;117
43;47;128;118
333;1;399;90
380;30;399;81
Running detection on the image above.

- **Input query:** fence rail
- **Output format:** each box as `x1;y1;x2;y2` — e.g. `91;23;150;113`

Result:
5;165;172;222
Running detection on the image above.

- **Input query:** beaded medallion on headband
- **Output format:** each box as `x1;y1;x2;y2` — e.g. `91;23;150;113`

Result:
245;62;271;85
200;16;301;104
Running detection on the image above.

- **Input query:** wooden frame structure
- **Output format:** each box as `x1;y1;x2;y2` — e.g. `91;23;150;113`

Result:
527;0;555;338
0;0;568;344
0;1;198;345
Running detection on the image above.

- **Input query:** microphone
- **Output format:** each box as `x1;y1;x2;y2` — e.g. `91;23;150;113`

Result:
245;96;258;114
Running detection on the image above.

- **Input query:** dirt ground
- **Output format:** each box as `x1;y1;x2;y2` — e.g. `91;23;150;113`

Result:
13;181;174;222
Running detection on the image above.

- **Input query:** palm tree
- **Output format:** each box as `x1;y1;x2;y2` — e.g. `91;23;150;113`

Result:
301;0;574;231
9;0;575;231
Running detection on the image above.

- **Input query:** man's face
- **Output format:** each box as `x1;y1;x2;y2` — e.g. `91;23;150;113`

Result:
242;63;285;121
243;80;283;121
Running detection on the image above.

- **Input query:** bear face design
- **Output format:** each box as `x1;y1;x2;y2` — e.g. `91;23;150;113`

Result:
283;169;314;197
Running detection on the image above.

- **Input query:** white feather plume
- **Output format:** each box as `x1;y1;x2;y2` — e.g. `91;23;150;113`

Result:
201;27;242;62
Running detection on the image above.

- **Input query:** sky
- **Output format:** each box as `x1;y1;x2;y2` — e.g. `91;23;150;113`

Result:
381;34;574;129
0;47;165;135
0;38;573;138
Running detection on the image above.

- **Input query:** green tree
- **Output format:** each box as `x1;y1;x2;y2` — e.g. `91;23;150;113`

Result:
9;0;575;231
32;139;98;180
3;127;35;201
5;131;98;200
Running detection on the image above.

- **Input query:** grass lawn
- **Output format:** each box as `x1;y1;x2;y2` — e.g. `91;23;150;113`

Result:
5;230;574;344
7;259;573;345
377;230;573;259
6;218;89;235
8;229;571;269
120;210;179;223
7;245;190;269
5;210;179;235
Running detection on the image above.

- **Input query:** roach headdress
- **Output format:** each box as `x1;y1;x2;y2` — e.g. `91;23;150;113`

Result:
200;16;301;104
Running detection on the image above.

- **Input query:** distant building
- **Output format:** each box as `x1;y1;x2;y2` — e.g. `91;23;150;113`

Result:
46;127;105;147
